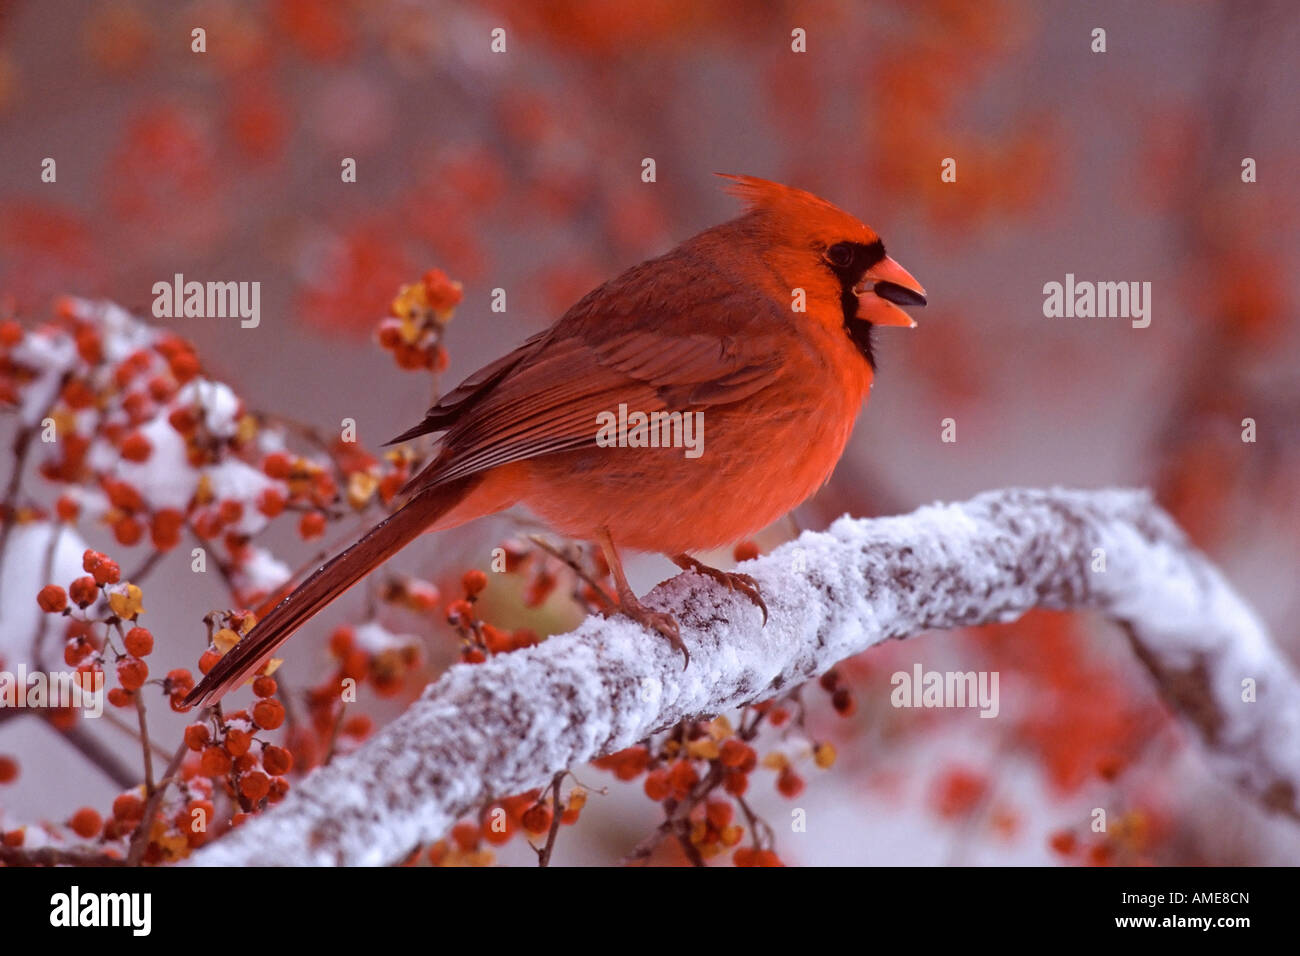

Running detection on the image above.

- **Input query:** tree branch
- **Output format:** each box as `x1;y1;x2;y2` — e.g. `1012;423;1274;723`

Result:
191;487;1300;866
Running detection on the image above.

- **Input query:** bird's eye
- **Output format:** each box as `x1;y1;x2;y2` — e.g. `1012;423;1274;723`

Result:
825;242;855;269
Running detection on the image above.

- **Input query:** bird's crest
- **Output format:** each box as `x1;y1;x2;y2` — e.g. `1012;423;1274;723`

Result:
715;173;874;243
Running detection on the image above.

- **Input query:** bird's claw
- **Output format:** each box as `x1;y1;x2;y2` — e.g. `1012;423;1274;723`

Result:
606;598;690;669
674;557;769;626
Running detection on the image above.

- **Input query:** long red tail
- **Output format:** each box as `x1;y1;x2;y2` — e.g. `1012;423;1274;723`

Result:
184;477;478;707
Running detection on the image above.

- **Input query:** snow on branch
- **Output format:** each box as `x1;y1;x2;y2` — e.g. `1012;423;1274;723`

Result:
192;487;1300;865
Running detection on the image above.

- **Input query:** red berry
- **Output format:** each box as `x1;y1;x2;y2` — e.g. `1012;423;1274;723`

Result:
184;724;210;751
257;488;285;518
107;687;134;708
55;496;80;522
199;746;232;777
37;585;68;613
451;821;479;852
262;452;293;479
520;803;552;834
0;756;18;784
123;627;153;657
644;769;671;801
116;658;149;691
252;676;277;698
1049;831;1077;856
120;432;152;462
150;509;184;550
112;792;145;822
69;807;102;839
298;511;326;540
462;569;488;597
63;639;91;666
224;728;252;757
113;515;143;546
262;745;293;775
198;649;221;674
69;576;99;607
831;688;856;717
252;698;285;730
706;800;733;830
668;759;699;798
240;771;270;802
732;847;756;867
777;768;805;799
723;770;748;797
445;599;474;624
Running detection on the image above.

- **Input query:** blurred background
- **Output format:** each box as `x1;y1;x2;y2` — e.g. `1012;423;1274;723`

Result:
1;0;1298;864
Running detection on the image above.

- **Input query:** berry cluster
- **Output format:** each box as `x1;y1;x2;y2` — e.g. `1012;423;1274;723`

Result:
376;268;463;371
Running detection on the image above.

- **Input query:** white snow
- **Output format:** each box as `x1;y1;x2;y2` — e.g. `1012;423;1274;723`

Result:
0;522;90;667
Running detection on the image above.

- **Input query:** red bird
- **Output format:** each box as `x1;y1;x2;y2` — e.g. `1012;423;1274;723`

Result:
187;175;925;705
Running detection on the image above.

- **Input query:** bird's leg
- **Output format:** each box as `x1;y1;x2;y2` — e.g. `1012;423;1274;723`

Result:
596;528;689;668
669;553;768;626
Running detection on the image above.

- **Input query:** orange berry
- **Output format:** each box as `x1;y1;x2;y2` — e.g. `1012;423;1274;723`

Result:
198;649;221;674
462;569;488;596
252;675;277;698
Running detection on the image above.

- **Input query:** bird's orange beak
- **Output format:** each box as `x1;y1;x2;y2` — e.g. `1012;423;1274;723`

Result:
854;256;927;328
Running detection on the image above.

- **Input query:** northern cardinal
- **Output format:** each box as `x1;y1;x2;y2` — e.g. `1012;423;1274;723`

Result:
186;175;925;705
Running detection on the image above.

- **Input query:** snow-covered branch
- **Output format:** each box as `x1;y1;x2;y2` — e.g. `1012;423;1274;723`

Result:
192;487;1300;865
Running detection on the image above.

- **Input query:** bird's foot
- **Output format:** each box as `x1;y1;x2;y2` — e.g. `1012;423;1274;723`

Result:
605;594;689;669
671;554;768;625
